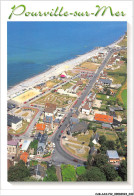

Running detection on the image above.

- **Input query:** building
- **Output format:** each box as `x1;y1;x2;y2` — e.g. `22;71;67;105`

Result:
7;139;19;155
70;121;88;134
106;150;120;163
99;78;112;86
70;117;79;125
35;132;48;144
20;152;29;164
44;115;53;129
37;143;45;156
20;140;31;152
36;123;46;134
94;114;113;124
76;80;83;86
102;123;112;129
82;104;91;115
7;114;22;131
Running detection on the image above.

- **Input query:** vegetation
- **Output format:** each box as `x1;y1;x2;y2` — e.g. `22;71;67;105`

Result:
77;167;106;181
43;165;58;181
61;164;76;181
118;160;127;181
121;89;127;109
76;166;86;176
8;160;30;181
29;140;38;155
30;160;38;167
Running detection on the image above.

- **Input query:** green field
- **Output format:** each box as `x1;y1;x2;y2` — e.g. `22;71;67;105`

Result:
121;89;127;109
61;164;76;181
62;82;73;90
96;94;116;101
97;130;118;141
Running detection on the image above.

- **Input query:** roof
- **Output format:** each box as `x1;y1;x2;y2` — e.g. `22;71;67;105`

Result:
37;143;45;152
36;123;46;131
93;133;99;141
7;114;22;126
70;121;88;133
35;133;48;143
99;78;112;85
102;123;112;128
21;140;31;151
45;103;56;113
8;139;19;146
76;80;83;86
107;150;119;159
94;114;113;124
82;104;90;110
45;115;53;123
20;152;29;163
60;74;66;78
90;146;97;155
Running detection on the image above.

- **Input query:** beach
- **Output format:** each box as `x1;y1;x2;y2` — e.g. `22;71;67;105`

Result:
7;35;124;100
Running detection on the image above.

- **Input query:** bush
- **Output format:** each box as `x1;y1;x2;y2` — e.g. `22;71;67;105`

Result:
43;165;58;181
76;166;86;176
61;164;76;181
30;160;38;167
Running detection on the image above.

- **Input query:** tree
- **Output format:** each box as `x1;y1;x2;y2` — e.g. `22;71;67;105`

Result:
93;154;108;168
100;145;107;154
101;164;118;181
76;166;86;176
77;167;106;181
87;154;93;168
106;140;115;150
8;160;30;181
99;135;106;145
106;89;111;95
43;165;58;182
118;160;127;181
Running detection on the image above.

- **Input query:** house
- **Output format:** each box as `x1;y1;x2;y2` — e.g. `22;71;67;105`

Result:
112;119;121;127
115;128;125;132
44;115;53;129
82;104;91;115
20;140;31;152
92;133;99;145
7;139;19;155
7;102;16;111
45;103;56;116
99;78;112;86
70;121;88;134
106;150;120;163
31;164;46;180
35;132;48;144
102;123;112;129
36;123;46;134
109;106;123;112
37;143;45;156
94;114;113;124
7;114;22;131
53;118;60;126
89;146;97;155
20;152;29;164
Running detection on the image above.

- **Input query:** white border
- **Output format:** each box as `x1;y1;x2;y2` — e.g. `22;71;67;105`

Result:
0;1;133;195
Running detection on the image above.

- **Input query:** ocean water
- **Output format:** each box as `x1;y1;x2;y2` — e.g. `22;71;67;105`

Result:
7;22;127;88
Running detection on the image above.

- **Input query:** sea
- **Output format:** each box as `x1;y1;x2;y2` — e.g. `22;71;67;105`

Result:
7;21;127;89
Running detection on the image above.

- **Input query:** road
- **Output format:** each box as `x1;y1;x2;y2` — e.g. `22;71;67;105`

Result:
51;47;124;165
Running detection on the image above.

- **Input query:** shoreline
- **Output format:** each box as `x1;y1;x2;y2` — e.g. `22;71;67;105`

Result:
7;35;124;99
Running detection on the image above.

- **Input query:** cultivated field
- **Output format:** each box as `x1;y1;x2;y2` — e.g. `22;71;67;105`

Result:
32;92;76;107
12;89;40;103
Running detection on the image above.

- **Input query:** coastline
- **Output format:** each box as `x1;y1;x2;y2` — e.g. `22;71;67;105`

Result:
7;35;124;99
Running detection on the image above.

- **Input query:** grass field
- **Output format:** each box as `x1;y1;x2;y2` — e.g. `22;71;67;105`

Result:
12;89;40;103
46;79;61;88
33;92;76;107
74;130;93;146
109;75;126;85
96;94;116;101
80;62;99;70
121;89;127;109
118;36;127;47
62;82;73;90
97;130;118;141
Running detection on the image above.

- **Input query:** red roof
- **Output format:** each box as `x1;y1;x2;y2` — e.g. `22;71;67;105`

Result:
20;152;29;163
94;114;113;123
36;123;46;131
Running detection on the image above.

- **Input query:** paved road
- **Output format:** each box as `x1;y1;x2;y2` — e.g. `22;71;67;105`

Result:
52;47;125;165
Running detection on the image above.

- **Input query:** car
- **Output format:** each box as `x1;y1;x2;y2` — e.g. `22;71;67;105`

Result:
59;134;61;138
62;136;66;138
61;130;63;133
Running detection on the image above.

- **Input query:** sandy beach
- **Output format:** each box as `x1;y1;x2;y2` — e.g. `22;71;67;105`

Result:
7;35;124;100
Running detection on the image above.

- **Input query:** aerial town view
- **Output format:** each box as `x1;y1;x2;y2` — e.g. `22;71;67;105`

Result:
7;22;127;182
